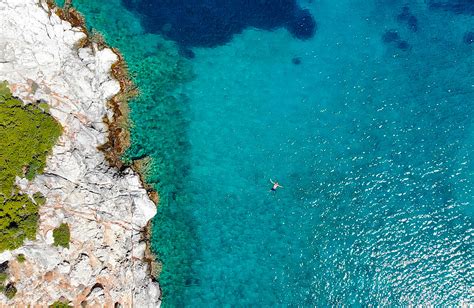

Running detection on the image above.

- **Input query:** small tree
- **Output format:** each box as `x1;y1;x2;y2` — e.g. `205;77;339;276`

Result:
50;300;72;308
16;254;26;263
4;283;16;299
53;223;70;248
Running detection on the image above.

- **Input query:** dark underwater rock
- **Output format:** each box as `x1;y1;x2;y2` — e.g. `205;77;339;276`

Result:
382;30;411;51
463;31;474;45
407;15;418;32
397;40;411;50
382;30;400;43
180;48;196;59
292;57;302;65
397;6;411;22
396;6;418;32
286;8;317;40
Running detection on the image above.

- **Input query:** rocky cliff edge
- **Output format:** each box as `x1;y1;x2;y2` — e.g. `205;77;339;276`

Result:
0;0;160;306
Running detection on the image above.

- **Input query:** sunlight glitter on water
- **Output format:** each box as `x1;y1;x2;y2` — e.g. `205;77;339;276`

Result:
66;0;473;305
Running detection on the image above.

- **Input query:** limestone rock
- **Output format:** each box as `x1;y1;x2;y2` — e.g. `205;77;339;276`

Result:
0;0;160;306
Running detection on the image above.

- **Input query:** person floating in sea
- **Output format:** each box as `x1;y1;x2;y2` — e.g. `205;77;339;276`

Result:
270;179;283;192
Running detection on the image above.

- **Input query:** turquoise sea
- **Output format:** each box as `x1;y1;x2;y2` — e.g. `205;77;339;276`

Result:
62;0;472;305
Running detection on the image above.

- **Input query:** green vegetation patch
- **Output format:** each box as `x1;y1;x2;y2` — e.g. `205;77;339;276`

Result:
0;262;8;286
0;81;62;252
15;254;26;263
50;300;72;308
4;283;16;299
53;223;70;248
0;262;16;300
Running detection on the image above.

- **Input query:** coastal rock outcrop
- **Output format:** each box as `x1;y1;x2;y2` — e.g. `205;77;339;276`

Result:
0;0;160;306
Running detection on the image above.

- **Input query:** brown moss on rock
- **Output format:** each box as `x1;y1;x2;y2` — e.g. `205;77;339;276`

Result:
50;0;156;201
143;223;162;280
56;7;84;29
48;1;138;174
132;157;160;204
98;52;138;169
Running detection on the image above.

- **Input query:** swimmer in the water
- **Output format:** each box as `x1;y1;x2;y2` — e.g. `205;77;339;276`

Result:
270;179;283;191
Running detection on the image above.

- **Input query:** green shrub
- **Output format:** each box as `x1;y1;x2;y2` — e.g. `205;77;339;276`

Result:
0;264;8;295
0;81;62;252
0;81;10;99
0;81;62;193
33;192;46;206
16;254;26;263
0;194;39;251
50;300;72;308
4;283;16;299
38;102;50;113
53;223;70;248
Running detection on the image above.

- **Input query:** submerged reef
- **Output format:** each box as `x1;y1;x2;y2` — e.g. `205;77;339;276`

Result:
0;82;61;252
292;57;302;65
463;31;474;44
382;29;400;43
396;6;418;32
122;0;317;48
382;29;411;51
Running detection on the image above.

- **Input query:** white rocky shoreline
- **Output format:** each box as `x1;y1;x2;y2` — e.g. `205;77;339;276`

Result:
0;0;160;306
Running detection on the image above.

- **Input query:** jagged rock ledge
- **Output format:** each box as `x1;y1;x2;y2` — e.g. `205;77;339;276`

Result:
0;0;160;306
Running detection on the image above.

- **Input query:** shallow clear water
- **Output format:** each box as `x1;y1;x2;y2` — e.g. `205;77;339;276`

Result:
67;0;473;305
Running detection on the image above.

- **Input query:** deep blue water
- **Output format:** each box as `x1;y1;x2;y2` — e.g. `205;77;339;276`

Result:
65;0;473;305
428;0;474;15
122;0;316;49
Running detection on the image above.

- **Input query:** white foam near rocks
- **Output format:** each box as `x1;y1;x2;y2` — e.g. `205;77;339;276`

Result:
0;0;160;306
